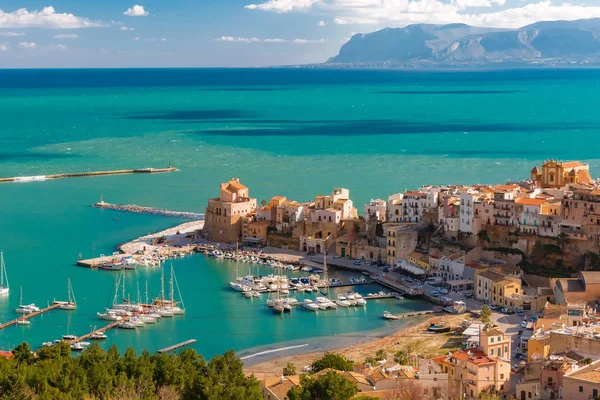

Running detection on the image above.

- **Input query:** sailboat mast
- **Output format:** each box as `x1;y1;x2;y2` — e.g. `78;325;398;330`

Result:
0;252;4;287
169;264;174;303
160;267;165;302
145;280;149;305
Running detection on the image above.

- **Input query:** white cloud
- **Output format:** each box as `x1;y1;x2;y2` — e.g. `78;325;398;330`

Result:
123;5;149;17
0;6;103;29
0;32;25;37
54;34;78;39
119;26;135;31
245;0;319;12
132;36;140;41
246;0;600;29
19;41;36;49
0;44;8;51
160;37;167;42
220;36;261;42
50;43;67;50
221;36;326;43
318;20;326;26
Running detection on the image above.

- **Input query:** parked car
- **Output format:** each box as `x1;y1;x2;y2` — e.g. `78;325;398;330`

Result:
439;288;449;294
520;321;528;328
530;316;538;322
515;353;527;360
404;277;414;283
463;291;473;297
431;291;439;297
500;308;511;314
333;255;340;259
383;267;390;272
353;260;361;265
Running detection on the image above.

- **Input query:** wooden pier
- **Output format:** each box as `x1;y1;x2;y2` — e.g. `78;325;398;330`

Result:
0;167;176;184
77;254;124;268
0;303;63;330
158;339;197;354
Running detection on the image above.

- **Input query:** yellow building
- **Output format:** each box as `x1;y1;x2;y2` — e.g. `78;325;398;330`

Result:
474;269;522;308
527;334;550;362
531;160;592;189
406;251;430;270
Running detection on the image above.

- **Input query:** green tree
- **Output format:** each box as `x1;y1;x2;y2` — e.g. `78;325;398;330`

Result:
375;349;386;361
311;352;354;373
261;199;268;207
287;371;359;400
11;342;34;366
394;350;410;365
283;362;297;376
481;305;492;326
477;230;490;243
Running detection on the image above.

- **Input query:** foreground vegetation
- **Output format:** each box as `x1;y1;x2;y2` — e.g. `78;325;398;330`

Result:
0;342;261;400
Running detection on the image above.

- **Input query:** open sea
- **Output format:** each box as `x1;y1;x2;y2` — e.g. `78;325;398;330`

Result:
0;68;599;359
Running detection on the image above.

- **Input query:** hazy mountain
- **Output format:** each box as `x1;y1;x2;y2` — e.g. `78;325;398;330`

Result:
326;18;600;67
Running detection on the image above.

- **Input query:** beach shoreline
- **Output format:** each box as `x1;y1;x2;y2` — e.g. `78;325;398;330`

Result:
243;312;469;379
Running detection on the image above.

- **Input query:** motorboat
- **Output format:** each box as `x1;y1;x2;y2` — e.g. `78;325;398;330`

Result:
383;311;399;320
118;321;137;329
273;303;284;314
230;282;249;292
130;318;145;327
16;318;30;325
158;309;174;317
71;343;84;351
354;293;367;306
139;315;157;324
90;332;108;340
97;312;122;321
302;299;319;311
335;294;351;308
282;302;292;312
42;342;53;347
62;334;77;341
345;292;357;306
79;342;91;348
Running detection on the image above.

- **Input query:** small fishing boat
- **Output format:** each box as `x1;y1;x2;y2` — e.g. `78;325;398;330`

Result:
16;318;30;325
427;323;451;333
382;311;399;320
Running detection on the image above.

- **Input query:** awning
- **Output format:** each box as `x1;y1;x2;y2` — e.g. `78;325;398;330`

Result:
400;264;426;275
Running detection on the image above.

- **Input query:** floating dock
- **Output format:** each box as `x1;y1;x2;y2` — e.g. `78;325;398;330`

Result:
66;321;122;344
0;303;64;330
77;254;125;268
94;201;204;219
158;339;197;353
0;167;176;184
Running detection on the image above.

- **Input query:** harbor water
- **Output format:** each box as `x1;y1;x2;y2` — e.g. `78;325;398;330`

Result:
1;68;599;358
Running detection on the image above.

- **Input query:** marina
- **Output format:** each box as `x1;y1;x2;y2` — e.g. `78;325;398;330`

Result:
0;167;176;184
0;303;65;330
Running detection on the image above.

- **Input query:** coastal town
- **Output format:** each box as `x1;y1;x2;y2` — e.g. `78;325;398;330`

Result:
196;160;600;400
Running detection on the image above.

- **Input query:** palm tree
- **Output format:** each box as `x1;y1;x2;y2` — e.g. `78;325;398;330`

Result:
260;200;267;207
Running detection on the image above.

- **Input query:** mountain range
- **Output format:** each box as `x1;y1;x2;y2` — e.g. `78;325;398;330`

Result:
326;18;600;67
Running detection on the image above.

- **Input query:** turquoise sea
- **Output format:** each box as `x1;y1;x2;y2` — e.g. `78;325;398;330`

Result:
0;68;599;359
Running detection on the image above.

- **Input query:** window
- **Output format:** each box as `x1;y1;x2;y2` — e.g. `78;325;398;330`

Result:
593;389;598;398
505;346;508;353
490;349;494;355
579;386;583;393
500;373;504;380
490;338;494;343
528;392;532;398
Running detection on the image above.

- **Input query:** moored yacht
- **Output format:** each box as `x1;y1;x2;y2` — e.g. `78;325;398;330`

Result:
301;299;319;311
0;252;10;297
335;294;351;308
97;311;122;321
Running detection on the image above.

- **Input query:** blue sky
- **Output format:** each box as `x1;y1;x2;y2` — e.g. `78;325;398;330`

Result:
2;0;600;67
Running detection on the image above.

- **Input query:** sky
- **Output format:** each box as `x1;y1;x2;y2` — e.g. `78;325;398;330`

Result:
2;0;600;67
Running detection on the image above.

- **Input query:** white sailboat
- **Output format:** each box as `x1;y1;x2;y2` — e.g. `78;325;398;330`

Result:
0;252;9;296
60;278;77;310
153;265;185;316
15;287;39;314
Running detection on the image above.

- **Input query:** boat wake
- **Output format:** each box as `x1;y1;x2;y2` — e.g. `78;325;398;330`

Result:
239;344;309;360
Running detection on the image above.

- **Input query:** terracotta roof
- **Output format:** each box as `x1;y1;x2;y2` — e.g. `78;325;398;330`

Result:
562;161;586;169
227;180;248;191
495;184;520;191
515;197;547;206
480;327;504;337
478;270;508;283
271;196;286;201
267;379;296;399
432;355;448;366
580;271;600;285
566;363;600;384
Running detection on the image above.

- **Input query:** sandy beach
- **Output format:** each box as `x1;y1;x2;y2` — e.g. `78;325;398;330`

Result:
244;312;470;380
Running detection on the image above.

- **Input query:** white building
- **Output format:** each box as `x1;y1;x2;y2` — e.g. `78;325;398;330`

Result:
403;191;426;223
364;199;387;222
311;208;341;224
439;253;466;281
460;189;482;234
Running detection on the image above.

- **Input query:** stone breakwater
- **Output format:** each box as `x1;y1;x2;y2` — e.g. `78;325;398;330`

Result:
94;201;205;220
